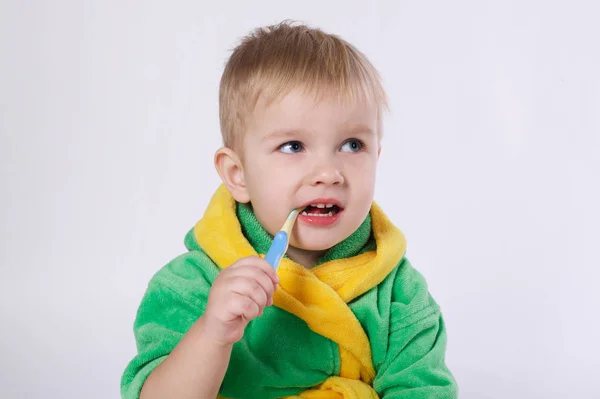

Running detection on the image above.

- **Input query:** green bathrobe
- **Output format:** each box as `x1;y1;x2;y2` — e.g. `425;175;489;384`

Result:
121;185;457;398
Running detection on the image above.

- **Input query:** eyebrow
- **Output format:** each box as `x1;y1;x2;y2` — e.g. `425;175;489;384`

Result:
263;129;308;142
263;124;374;141
342;124;375;136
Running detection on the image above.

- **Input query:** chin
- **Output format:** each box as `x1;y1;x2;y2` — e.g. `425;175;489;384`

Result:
294;242;336;252
290;233;342;252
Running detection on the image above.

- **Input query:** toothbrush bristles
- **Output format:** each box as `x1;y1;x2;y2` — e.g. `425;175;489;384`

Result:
281;209;300;235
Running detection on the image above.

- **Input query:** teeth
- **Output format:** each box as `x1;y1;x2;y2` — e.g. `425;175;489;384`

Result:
307;203;336;208
301;211;334;217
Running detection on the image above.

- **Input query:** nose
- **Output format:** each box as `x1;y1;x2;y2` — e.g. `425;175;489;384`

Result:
307;157;345;186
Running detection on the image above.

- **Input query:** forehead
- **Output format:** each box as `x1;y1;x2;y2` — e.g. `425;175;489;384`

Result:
247;88;379;137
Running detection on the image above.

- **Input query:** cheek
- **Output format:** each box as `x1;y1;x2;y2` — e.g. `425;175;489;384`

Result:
247;158;297;191
345;153;378;179
346;155;377;203
243;159;299;226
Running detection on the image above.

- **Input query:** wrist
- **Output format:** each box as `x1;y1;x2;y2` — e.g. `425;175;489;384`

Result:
194;315;235;350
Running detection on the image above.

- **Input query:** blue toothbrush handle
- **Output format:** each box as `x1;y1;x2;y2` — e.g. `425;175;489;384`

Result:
264;231;289;270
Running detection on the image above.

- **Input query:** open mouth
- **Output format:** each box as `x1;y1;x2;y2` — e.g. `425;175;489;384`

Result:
301;203;342;217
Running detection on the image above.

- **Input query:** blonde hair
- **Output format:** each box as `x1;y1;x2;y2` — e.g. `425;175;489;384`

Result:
219;20;388;150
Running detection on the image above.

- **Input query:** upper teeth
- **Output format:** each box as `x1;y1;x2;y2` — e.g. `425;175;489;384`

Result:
310;204;334;208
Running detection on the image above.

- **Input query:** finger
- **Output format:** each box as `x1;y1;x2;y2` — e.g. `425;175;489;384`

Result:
252;257;281;286
228;276;268;309
228;256;263;269
229;293;261;321
227;264;277;302
231;257;280;286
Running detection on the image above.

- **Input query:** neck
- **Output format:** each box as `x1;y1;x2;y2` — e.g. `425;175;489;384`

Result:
285;245;325;269
232;199;375;269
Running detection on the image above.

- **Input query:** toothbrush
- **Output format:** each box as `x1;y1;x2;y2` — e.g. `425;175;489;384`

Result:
264;209;300;270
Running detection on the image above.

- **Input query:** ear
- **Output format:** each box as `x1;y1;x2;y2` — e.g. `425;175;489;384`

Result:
377;145;382;158
214;147;250;203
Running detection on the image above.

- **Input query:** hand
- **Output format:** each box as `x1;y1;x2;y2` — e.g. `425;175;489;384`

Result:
202;256;279;346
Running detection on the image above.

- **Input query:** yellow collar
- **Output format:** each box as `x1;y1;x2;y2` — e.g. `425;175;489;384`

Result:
195;184;406;390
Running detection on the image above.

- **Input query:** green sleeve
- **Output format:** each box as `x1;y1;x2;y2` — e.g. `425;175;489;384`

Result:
373;261;458;398
120;249;337;399
120;251;219;399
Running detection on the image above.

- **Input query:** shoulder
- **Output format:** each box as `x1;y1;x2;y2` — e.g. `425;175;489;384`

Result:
143;249;221;308
388;257;441;326
390;258;430;301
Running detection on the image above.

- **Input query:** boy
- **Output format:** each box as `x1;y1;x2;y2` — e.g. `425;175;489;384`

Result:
121;21;458;399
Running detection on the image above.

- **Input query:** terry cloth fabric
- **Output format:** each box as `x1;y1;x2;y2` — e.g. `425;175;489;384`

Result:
121;184;458;398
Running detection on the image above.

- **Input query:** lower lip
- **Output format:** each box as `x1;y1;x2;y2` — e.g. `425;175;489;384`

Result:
297;209;343;227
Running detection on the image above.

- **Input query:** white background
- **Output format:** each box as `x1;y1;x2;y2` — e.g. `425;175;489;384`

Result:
1;1;599;398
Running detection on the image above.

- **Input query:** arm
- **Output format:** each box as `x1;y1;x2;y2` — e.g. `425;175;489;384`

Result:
139;316;232;399
373;261;458;398
374;304;458;398
120;253;278;399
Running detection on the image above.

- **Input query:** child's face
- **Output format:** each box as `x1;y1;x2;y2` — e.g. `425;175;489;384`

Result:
239;89;380;252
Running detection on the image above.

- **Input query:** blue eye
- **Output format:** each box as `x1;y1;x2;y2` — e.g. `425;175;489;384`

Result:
340;139;363;153
279;141;304;153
